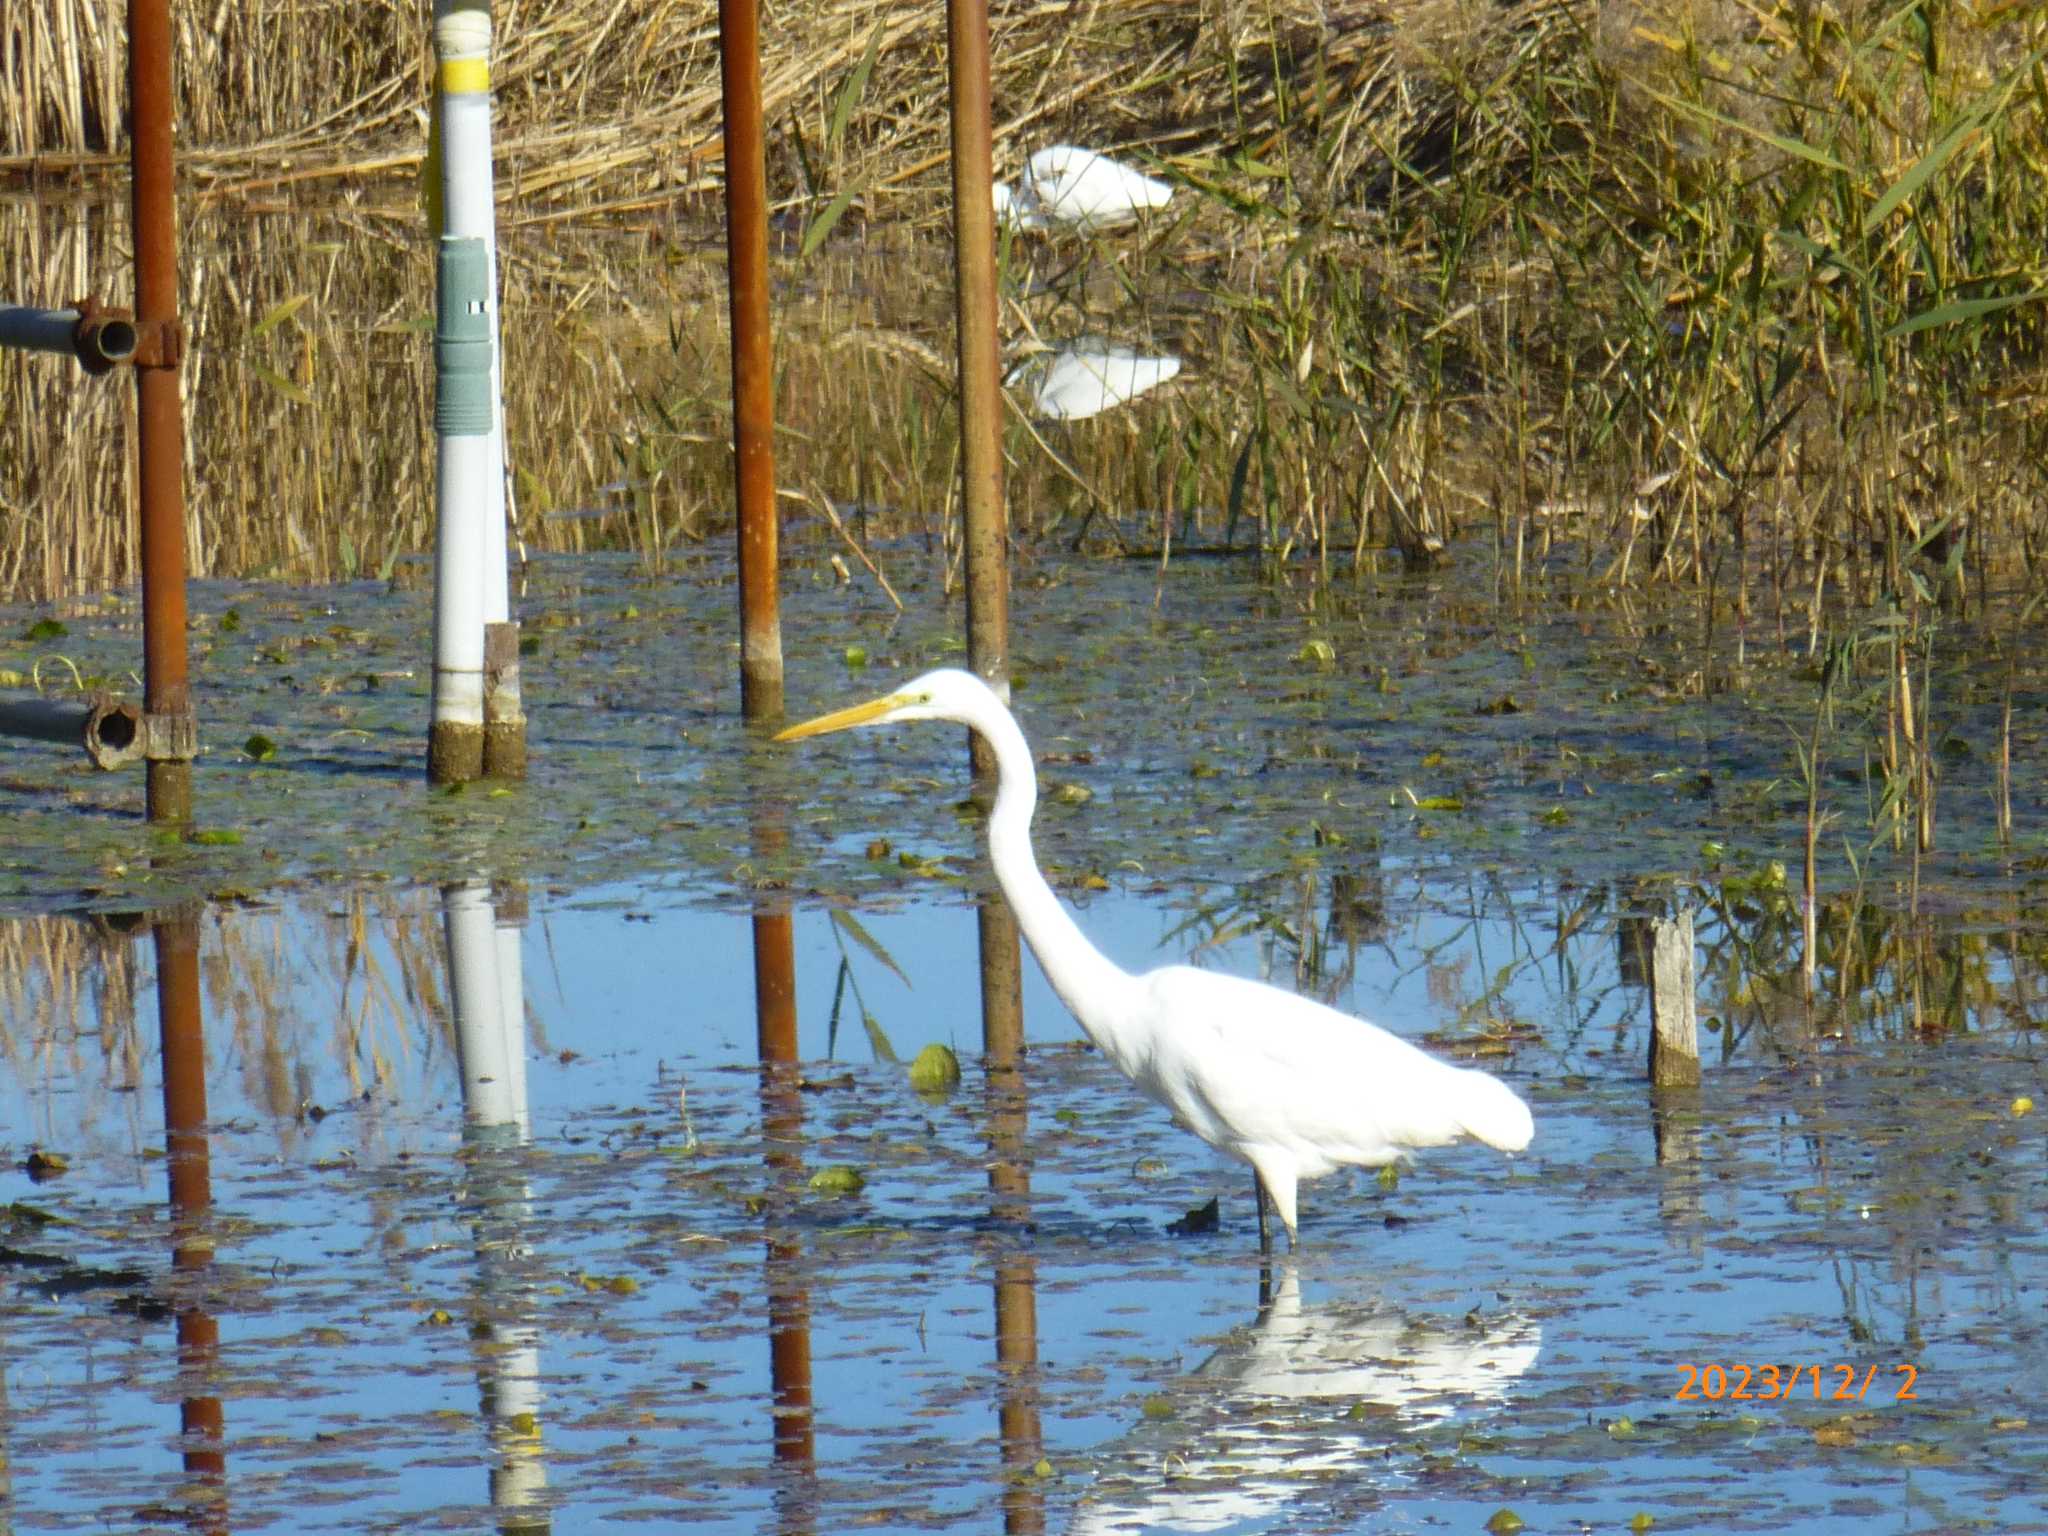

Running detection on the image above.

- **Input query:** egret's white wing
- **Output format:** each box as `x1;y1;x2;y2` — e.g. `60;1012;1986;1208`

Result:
1134;966;1525;1168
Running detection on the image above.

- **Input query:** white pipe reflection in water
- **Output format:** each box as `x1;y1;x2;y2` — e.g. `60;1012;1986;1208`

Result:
1071;1267;1540;1534
1006;342;1183;422
445;881;531;1137
442;881;550;1522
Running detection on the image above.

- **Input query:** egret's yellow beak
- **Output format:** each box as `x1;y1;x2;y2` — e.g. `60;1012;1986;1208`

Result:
773;691;906;742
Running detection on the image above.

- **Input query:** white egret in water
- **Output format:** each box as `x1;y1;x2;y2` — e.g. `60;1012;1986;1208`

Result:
776;669;1535;1250
993;145;1174;232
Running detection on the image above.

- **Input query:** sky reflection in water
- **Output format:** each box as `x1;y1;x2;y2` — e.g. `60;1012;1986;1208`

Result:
1;871;2043;1533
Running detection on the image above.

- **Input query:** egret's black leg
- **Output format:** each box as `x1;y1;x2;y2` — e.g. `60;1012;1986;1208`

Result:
1254;1170;1271;1257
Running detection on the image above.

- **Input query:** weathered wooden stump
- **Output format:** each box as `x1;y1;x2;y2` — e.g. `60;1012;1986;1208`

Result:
1647;908;1700;1089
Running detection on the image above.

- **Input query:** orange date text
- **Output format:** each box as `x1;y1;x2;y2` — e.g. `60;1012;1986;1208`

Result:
1674;1363;1918;1403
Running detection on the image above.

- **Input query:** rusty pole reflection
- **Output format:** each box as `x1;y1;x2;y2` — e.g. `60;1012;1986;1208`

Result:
153;906;227;1527
130;0;197;823
751;799;815;1528
986;1041;1043;1534
718;0;784;721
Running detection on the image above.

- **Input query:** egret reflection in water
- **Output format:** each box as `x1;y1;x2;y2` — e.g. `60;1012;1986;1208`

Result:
1006;342;1183;421
1071;1265;1541;1534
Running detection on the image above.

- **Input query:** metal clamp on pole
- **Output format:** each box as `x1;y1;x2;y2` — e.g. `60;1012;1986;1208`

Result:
144;708;199;764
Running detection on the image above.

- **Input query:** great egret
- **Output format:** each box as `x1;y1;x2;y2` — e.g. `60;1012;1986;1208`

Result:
775;669;1534;1249
992;145;1174;232
1005;340;1183;421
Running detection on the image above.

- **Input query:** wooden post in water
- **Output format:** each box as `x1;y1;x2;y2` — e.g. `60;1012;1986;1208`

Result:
1647;908;1700;1089
129;0;196;824
947;0;1026;1067
718;0;784;722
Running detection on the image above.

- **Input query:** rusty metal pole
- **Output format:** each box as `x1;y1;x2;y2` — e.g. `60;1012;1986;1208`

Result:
718;0;783;723
130;0;196;823
947;0;1026;1066
948;0;1009;688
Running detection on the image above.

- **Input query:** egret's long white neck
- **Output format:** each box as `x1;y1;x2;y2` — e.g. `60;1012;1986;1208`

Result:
967;693;1137;1043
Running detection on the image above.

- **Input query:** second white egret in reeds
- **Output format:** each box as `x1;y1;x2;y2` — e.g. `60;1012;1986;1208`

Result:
992;145;1174;232
1005;340;1183;421
776;669;1535;1250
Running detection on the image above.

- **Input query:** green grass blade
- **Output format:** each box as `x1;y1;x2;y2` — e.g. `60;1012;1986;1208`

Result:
253;294;311;337
1885;291;2047;338
1862;107;1988;235
1640;85;1851;173
800;186;859;262
830;906;909;986
829;25;884;159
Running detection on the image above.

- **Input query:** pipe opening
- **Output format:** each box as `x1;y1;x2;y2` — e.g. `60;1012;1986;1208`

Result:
93;318;139;361
97;709;138;751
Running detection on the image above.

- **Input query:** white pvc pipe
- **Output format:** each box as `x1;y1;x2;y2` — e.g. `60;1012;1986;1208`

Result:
434;2;511;628
429;3;510;771
432;427;490;739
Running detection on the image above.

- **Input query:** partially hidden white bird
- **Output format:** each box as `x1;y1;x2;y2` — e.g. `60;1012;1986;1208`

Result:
775;669;1534;1250
992;145;1174;232
1005;340;1184;421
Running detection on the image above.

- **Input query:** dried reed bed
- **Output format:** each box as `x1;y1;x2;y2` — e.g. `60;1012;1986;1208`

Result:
5;0;2048;613
2;193;1190;596
6;2;1454;217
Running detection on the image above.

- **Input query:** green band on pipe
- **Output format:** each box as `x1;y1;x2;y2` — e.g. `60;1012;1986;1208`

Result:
435;236;494;436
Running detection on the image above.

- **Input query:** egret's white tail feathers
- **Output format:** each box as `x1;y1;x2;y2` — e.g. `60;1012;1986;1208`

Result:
1454;1070;1535;1153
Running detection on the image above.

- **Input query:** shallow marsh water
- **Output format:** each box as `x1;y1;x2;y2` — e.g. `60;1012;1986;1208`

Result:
2;552;2047;1532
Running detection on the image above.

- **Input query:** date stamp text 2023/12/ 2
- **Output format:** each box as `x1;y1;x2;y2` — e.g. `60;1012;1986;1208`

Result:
1675;1364;1918;1403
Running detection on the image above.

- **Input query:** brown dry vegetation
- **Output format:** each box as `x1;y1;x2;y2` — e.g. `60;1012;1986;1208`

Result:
4;0;2047;613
